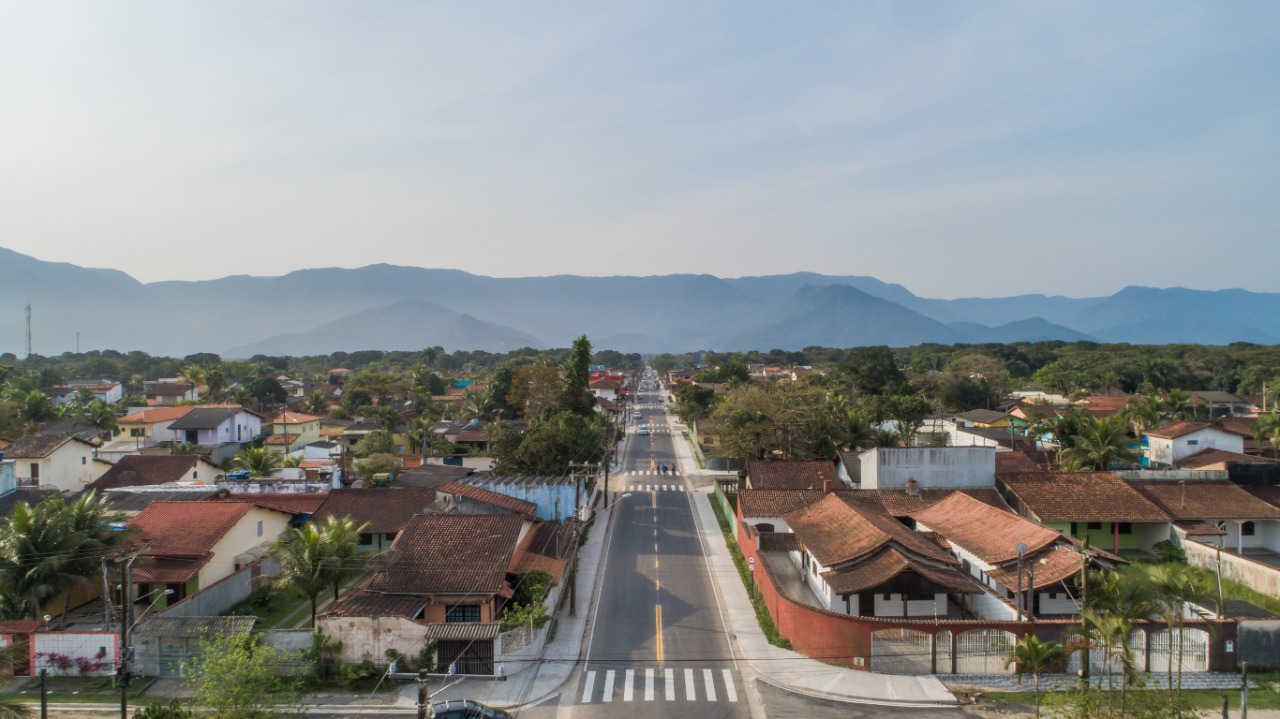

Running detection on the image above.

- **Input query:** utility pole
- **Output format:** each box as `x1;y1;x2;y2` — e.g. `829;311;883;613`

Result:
40;669;48;719
25;303;32;358
117;552;140;719
416;670;434;719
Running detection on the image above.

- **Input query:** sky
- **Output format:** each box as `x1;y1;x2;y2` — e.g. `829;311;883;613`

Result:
1;2;1277;299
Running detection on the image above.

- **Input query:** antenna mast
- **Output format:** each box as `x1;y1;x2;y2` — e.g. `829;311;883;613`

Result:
24;303;32;358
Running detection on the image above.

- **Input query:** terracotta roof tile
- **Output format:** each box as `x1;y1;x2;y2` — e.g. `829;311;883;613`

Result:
1174;448;1280;469
2;434;81;459
911;492;1061;565
211;493;328;515
119;406;195;425
746;460;836;490
313;487;437;534
783;494;957;568
995;450;1053;473
263;433;300;445
1244;486;1280;509
88;455;203;491
999;471;1169;523
131;556;206;584
1129;479;1280;521
1146;421;1213;440
438;481;537;515
987;546;1083;591
368;514;524;595
821;547;980;595
863;488;1010;518
321;590;426;619
738;489;824;519
128;501;252;557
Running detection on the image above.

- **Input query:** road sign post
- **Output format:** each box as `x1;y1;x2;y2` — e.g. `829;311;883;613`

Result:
748;556;756;598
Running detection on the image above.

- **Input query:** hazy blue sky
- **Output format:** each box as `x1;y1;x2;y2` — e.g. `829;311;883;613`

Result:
1;2;1277;298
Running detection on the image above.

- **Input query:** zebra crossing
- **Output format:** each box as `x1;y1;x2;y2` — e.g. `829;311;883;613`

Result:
579;667;739;704
621;469;682;477
621;483;687;492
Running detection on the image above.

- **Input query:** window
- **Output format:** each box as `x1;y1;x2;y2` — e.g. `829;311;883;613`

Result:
130;428;145;437
192;471;198;480
257;520;264;537
81;456;86;464
30;464;39;480
1117;523;1132;535
1086;522;1102;530
1187;439;1199;446
882;593;892;601
445;605;481;623
1243;521;1256;536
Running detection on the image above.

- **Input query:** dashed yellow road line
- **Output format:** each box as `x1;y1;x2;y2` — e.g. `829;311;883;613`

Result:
655;604;664;662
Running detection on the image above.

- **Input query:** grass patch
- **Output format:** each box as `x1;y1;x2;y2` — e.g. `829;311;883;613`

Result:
223;588;308;628
9;675;154;703
706;494;791;649
1122;561;1280;617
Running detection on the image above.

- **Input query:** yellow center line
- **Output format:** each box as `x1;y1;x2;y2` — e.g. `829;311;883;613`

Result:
655;604;664;662
651;492;657;508
655;558;660;568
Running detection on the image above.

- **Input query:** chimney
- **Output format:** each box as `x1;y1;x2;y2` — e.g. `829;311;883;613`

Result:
822;479;832;495
906;478;919;497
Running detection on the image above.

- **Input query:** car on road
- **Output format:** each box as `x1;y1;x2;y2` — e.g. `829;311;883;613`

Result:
429;699;513;719
637;425;650;436
633;411;642;419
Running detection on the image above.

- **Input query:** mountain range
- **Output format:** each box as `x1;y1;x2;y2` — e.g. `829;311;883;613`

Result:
2;247;1277;357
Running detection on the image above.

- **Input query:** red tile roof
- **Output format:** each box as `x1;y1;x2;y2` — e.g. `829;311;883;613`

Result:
369;514;525;595
132;556;206;584
821;547;980;595
783;494;957;568
128;501;252;558
438;481;537;516
746;460;836;490
88;455;203;491
118;406;195;425
987;546;1084;591
321;590;426;619
860;488;1010;518
508;521;572;583
738;489;825;519
911;492;1061;565
995;451;1053;473
1129;480;1280;521
1175;448;1280;469
211;493;329;516
999;472;1169;523
1244;486;1280;509
313;487;438;534
269;412;323;425
1146;421;1213;440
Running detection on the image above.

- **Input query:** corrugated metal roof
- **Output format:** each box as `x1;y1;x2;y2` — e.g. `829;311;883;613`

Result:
134;616;257;638
422;622;501;641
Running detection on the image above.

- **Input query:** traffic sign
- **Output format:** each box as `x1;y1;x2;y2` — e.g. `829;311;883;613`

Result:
747;556;755;572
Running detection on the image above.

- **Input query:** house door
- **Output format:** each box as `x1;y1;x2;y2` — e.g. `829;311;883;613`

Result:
185;431;198;444
437;640;494;676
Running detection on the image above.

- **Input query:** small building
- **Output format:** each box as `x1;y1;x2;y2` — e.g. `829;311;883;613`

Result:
1129;478;1280;555
312;487;439;551
744;460;838;491
857;447;996;490
997;471;1170;554
445;475;581;521
159;407;263;464
84;455;225;494
1144;422;1243;469
2;434;99;494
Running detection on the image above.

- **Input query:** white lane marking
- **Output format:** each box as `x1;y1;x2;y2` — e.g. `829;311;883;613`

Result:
644;668;654;701
581;670;596;704
723;669;738;702
685;668;696;700
603;669;615;702
665;668;675;701
703;669;716;702
623;669;634;701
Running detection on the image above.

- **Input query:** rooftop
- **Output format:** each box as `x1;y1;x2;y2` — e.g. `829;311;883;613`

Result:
313;487;438;535
910;492;1061;565
999;471;1169;523
1129;479;1280;521
368;513;525;596
783;493;956;568
746;460;837;491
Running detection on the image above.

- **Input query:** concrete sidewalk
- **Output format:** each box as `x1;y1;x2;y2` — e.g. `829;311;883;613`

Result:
661;397;960;708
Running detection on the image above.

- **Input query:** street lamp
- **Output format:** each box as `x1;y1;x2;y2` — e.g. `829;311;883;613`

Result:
1016;543;1027;623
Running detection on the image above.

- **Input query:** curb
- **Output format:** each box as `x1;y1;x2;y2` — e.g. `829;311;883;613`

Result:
755;675;963;709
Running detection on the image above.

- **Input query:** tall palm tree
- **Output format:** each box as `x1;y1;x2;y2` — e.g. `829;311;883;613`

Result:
318;516;367;602
1063;416;1137;471
843;409;877;451
303;391;330;416
266;524;331;629
1137;564;1214;695
1005;635;1065;718
231;447;282;477
1162;389;1193;422
1254;411;1280;458
0;500;82;619
15;390;56;433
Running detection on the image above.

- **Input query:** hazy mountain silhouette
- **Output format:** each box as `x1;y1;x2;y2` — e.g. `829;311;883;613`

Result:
0;248;1274;356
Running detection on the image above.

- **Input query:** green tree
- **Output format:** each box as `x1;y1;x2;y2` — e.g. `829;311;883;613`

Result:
302;391;330;416
318;516;366;602
1063;416;1137;471
1136;563;1214;695
354;429;396;458
1254;411;1280;458
355;453;401;477
15;390;56;432
266;523;333;628
187;634;303;719
1005;635;1065;718
231;447;283;477
840;346;904;397
557;335;596;417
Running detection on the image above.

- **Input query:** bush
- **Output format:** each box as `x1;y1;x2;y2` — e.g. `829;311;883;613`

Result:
1152;540;1187;564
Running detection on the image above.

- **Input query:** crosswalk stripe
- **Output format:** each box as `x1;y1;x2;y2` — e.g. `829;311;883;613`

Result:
665;668;675;701
644;668;654;701
603;669;615;702
703;669;716;702
685;668;695;700
581;670;596;704
624;669;634;702
723;669;737;702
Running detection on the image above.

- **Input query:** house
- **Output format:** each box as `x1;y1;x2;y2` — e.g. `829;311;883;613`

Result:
1144;422;1243;468
126;501;292;604
39;417;110;444
158;407;263;464
264;412;324;455
1175;448;1280;471
952;409;1014;428
997;471;1170;554
588;377;624;402
2;434;99;493
776;493;981;618
436;480;541;518
115;406;195;442
1189;391;1252;419
744;460;838;490
312;487;439;551
320;513;531;674
392;463;476;489
84;455;224;494
144;381;199;405
736;489;825;535
208;492;329;526
1128;478;1280;555
911;492;1121;619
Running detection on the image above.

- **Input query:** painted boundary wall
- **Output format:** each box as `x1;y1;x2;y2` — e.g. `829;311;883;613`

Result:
730;500;1237;673
156;556;279;619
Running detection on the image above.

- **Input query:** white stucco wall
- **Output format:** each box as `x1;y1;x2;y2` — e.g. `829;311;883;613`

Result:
859;447;996;490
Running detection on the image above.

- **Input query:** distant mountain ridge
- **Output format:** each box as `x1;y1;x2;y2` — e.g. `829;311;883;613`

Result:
0;247;1274;356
